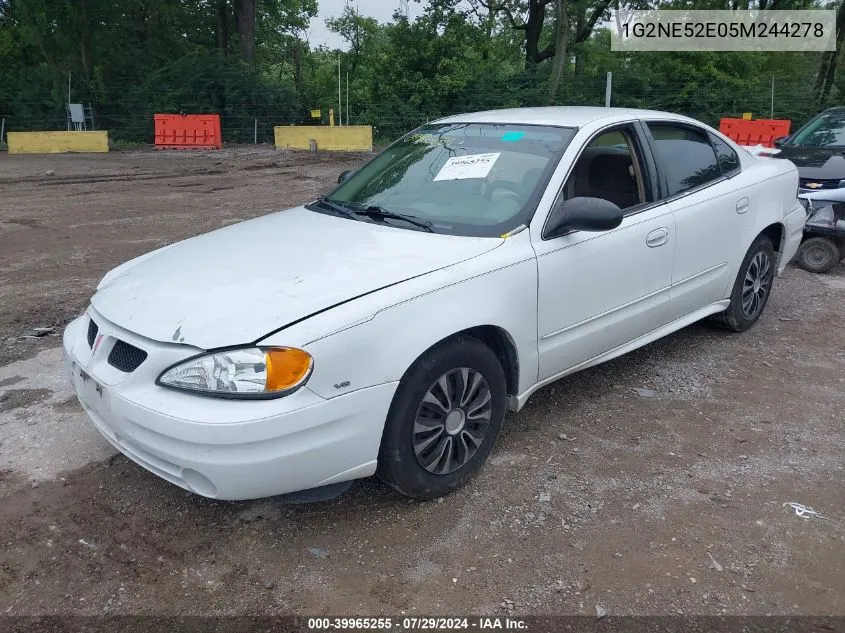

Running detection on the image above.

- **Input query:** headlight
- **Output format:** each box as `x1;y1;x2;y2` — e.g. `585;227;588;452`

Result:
157;347;313;398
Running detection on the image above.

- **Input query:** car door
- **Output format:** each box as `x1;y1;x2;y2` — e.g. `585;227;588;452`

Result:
642;122;758;320
532;122;676;381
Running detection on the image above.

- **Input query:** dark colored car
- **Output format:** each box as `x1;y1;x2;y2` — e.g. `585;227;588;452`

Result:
775;107;845;192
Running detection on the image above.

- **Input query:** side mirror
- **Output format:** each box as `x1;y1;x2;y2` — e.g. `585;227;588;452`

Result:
545;196;623;239
338;169;354;184
773;136;789;148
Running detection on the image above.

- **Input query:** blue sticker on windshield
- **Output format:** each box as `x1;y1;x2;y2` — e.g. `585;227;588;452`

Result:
502;131;525;142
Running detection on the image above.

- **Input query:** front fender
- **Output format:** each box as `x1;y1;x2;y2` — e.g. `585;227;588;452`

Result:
261;243;539;402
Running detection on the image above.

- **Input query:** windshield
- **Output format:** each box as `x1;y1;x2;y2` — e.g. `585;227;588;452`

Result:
321;123;575;237
789;110;845;148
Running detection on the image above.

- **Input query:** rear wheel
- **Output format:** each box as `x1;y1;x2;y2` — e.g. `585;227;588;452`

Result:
796;236;840;274
377;335;507;500
709;235;775;332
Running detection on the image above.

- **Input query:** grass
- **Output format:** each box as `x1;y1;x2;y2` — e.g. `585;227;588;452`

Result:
110;139;151;151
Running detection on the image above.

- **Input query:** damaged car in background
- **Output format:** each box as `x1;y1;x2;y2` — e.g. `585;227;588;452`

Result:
766;106;845;273
64;106;806;503
795;188;845;273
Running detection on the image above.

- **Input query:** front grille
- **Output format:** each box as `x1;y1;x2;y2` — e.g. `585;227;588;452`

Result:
87;319;99;348
107;340;148;373
799;177;842;190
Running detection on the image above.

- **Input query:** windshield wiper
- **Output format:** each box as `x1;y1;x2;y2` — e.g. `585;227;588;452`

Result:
315;197;356;219
352;206;435;233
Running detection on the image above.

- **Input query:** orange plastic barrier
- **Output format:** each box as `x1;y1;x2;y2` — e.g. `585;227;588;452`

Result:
154;114;222;150
718;118;791;148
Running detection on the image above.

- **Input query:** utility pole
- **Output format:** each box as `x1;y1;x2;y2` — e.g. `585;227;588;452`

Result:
770;76;775;119
338;54;342;126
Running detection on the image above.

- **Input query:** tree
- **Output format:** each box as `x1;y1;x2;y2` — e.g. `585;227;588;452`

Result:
325;5;379;75
813;0;845;108
234;0;257;62
468;0;611;100
0;0;832;146
477;0;557;65
216;0;230;57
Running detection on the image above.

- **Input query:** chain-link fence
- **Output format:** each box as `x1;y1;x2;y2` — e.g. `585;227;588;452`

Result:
0;73;825;147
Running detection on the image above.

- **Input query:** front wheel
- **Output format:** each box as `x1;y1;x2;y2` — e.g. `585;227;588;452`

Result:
709;235;775;332
377;335;507;500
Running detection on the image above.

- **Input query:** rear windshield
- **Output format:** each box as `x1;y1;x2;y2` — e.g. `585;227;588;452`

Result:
790;110;845;148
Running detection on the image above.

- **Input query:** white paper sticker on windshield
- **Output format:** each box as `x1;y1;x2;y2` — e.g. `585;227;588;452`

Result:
433;153;501;181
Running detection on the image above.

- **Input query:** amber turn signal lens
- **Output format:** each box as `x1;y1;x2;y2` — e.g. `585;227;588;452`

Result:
264;348;313;392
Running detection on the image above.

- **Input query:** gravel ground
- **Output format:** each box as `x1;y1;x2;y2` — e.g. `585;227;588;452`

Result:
0;148;843;618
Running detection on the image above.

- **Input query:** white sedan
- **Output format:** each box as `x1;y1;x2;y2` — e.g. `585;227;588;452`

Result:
63;107;806;501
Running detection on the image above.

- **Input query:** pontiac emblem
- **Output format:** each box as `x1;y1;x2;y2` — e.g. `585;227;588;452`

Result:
92;333;104;353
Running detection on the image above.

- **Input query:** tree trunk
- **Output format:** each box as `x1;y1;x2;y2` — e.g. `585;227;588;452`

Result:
524;0;554;65
813;1;845;108
234;0;257;63
33;30;53;68
78;0;92;81
216;0;229;56
482;3;495;61
573;10;585;77
547;0;569;102
814;50;840;109
574;46;584;77
291;41;303;92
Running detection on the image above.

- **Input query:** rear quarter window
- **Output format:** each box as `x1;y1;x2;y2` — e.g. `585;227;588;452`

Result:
709;134;740;175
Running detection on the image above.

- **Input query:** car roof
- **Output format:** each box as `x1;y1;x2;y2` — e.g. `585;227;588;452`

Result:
435;106;698;128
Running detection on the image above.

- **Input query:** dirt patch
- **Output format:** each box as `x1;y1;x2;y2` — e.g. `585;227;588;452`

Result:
0;149;842;617
0;376;25;388
0;388;52;413
0;147;369;366
51;395;82;413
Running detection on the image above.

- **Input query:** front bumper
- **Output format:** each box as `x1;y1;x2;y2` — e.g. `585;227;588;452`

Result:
63;311;397;500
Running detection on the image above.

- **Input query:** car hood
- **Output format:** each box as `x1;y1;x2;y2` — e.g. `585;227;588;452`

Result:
778;146;845;180
92;206;502;349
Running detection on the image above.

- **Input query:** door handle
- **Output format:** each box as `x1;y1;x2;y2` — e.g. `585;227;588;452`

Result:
646;227;669;248
736;197;750;214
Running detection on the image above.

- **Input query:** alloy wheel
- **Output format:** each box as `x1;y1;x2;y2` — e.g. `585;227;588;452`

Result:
413;367;493;475
741;251;772;319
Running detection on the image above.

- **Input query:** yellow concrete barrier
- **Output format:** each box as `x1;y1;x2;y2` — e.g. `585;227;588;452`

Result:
274;126;373;152
7;131;109;154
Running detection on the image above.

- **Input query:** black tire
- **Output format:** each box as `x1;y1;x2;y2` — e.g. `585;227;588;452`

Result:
709;235;776;332
377;335;507;500
796;237;840;274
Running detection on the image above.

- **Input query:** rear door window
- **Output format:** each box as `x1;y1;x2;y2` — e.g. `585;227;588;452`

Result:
647;123;722;197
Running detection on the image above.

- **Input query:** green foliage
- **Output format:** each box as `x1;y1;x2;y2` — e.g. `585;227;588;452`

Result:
119;54;305;142
0;0;840;144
